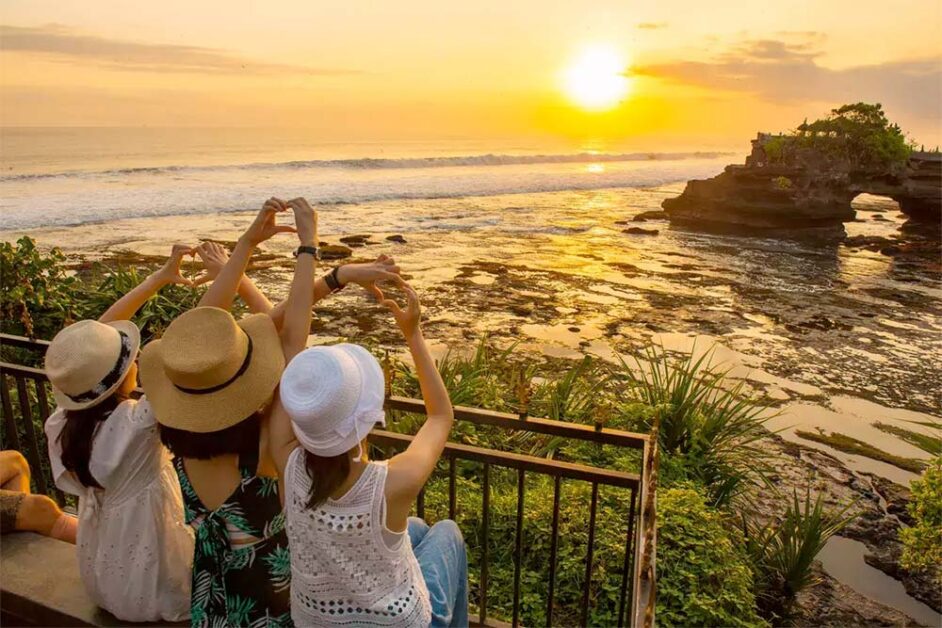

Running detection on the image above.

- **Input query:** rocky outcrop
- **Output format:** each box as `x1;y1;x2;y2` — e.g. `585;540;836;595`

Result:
663;134;942;231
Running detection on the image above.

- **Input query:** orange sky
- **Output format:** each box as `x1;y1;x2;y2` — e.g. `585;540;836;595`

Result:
2;0;940;149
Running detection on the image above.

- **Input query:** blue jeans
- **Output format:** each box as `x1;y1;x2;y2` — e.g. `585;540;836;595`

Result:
408;517;469;628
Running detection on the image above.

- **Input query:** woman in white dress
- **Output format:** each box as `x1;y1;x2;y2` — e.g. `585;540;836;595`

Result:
44;245;197;622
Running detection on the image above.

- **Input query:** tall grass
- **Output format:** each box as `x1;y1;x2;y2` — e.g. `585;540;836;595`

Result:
614;345;774;507
743;489;855;621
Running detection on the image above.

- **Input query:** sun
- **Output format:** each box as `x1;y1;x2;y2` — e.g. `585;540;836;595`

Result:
562;45;629;111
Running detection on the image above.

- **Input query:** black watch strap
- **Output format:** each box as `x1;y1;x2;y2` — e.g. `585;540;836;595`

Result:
324;265;346;292
295;245;320;259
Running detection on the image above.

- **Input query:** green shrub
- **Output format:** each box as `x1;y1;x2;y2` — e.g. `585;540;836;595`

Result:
1;236;212;349
900;456;942;584
657;485;767;627
774;102;913;171
615;346;772;507
743;489;854;621
772;176;793;190
73;264;205;342
1;236;79;339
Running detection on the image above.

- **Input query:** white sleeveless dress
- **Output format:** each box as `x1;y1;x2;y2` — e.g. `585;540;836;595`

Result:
285;448;432;627
44;397;194;622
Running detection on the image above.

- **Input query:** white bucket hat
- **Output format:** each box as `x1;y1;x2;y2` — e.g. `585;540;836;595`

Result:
280;343;386;457
45;319;142;411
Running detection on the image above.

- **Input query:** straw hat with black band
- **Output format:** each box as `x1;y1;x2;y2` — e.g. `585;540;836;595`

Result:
45;319;142;411
139;307;285;433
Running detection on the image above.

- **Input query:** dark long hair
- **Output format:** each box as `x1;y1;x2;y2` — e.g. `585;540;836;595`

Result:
304;450;351;509
58;393;127;489
158;413;261;461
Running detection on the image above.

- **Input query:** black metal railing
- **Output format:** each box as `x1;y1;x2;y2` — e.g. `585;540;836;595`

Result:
0;333;656;627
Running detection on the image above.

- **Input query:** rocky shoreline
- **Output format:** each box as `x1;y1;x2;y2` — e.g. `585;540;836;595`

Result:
663;134;942;234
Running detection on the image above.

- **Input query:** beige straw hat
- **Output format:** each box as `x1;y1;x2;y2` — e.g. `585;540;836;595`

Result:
45;319;142;411
138;307;284;433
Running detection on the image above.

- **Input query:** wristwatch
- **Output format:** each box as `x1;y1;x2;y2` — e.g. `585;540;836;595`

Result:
324;265;346;292
294;245;320;260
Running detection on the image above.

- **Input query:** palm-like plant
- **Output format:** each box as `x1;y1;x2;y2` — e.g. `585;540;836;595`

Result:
743;489;855;621
614;344;773;507
523;357;607;457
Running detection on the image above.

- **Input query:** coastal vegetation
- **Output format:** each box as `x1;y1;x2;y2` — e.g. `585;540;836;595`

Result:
2;236;862;626
766;103;914;172
1;236;203;348
795;430;927;474
900;458;942;586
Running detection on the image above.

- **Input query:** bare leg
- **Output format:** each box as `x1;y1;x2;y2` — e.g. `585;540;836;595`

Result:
16;493;76;544
0;450;31;493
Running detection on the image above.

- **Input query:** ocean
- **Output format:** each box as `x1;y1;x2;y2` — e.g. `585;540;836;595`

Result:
0;127;729;231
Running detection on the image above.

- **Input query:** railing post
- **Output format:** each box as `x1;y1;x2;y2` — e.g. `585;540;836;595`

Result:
632;419;659;628
0;374;21;451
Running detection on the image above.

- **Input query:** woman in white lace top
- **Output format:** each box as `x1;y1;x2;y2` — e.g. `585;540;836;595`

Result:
269;270;469;627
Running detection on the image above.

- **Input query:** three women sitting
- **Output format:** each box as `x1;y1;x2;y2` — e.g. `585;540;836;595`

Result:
43;198;468;627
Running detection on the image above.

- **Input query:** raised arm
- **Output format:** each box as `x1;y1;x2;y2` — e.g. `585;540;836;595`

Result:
193;241;274;314
269;198;318;490
266;255;404;328
383;285;454;501
198;198;295;311
99;244;193;323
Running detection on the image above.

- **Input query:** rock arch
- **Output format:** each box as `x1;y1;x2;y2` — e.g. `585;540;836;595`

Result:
662;135;941;232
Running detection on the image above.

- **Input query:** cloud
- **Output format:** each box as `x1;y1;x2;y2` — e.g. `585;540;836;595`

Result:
633;37;942;124
0;24;361;75
637;22;668;30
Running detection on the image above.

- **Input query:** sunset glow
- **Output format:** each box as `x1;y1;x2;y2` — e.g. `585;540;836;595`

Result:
562;45;629;111
0;1;939;147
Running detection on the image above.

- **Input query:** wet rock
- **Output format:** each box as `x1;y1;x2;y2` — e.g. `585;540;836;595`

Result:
623;227;659;235
319;244;353;260
845;235;895;251
795;563;922;627
339;234;378;248
632;210;668;222
386;234;408;244
509;304;534;316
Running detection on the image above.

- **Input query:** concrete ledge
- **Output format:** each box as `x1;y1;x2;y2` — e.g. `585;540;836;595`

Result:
0;532;177;627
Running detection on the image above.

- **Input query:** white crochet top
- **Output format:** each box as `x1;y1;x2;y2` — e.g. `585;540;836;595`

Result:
285;449;432;627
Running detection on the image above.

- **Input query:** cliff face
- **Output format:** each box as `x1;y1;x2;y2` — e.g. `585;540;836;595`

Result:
663;134;941;231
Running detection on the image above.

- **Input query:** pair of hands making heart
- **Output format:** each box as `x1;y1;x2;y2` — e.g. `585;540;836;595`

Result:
152;196;420;334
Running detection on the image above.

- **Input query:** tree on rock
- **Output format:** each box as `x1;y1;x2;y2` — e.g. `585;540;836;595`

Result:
781;103;912;171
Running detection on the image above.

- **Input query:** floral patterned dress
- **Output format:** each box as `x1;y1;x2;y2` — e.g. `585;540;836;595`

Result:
174;448;292;628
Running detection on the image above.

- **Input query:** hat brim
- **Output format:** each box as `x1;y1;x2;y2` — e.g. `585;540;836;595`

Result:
139;313;285;433
51;320;141;411
292;343;386;457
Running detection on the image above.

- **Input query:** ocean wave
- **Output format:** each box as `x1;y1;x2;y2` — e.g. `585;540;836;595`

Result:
0;150;729;182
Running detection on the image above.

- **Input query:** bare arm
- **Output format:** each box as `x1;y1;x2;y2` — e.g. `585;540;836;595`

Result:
266;255;403;328
198;198;295;311
383;286;454;502
269;198;319;494
99;244;193;323
237;278;274;314
193;241;274;314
